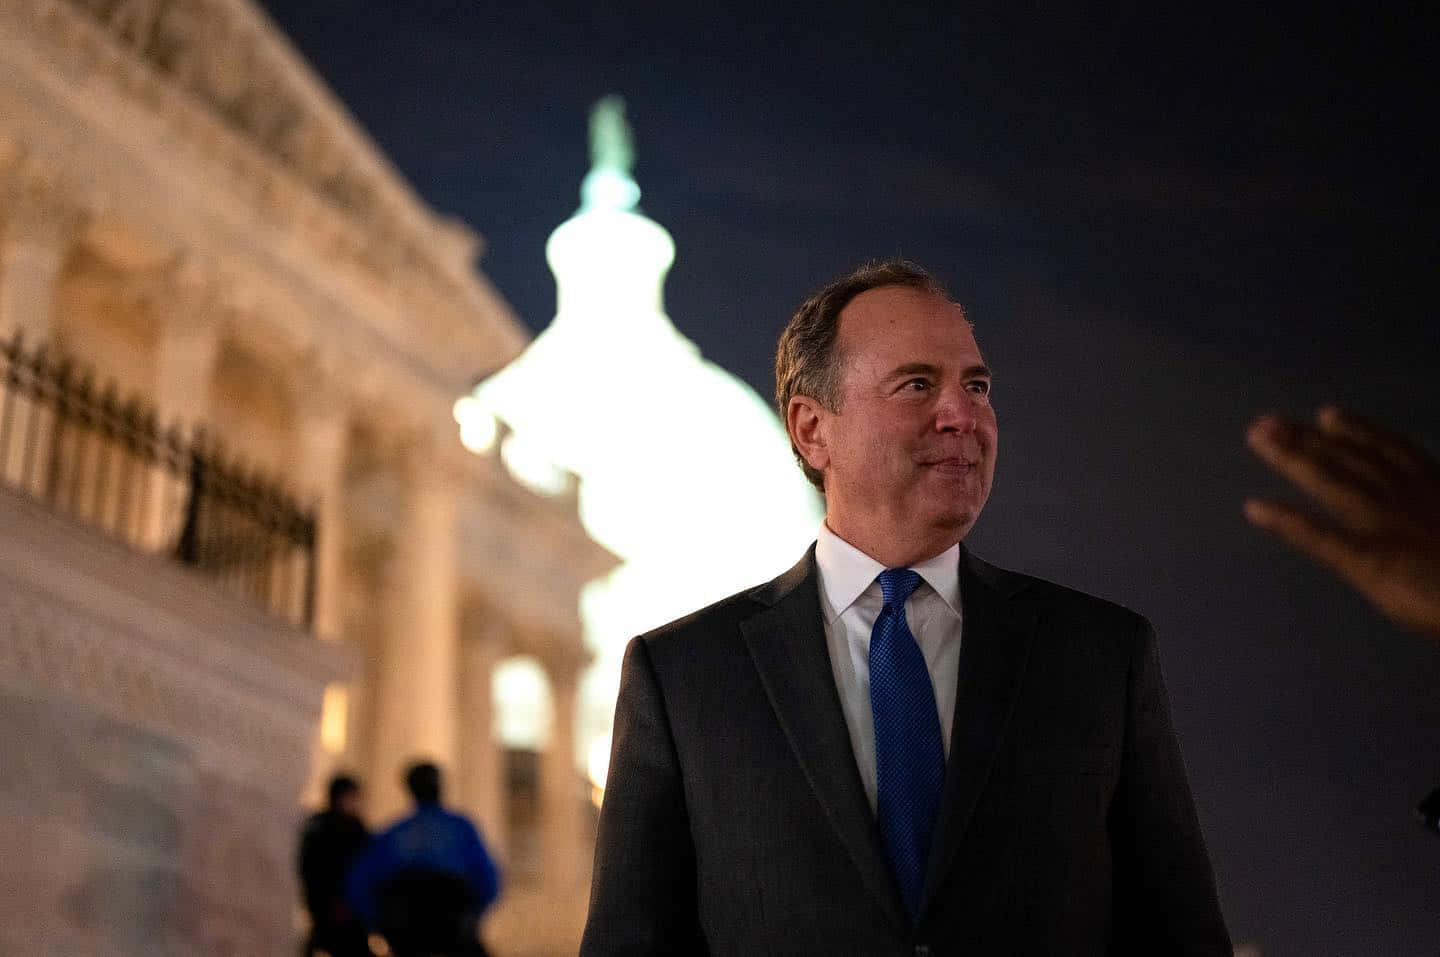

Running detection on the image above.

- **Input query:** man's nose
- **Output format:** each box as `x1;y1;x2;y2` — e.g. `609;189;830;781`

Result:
934;387;976;432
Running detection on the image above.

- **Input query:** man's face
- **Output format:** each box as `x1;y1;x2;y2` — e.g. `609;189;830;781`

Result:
338;790;363;819
807;285;997;564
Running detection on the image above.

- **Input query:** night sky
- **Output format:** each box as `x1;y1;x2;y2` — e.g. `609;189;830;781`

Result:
257;2;1438;953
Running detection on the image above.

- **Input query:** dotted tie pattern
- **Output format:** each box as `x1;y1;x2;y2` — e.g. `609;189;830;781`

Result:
870;567;946;921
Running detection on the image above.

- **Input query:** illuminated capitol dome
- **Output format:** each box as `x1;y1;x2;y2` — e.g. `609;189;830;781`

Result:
456;96;823;782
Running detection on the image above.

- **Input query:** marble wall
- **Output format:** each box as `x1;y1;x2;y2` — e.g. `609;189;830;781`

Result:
0;486;346;955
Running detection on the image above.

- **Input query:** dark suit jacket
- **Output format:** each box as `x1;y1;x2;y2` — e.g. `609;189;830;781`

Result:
581;547;1230;956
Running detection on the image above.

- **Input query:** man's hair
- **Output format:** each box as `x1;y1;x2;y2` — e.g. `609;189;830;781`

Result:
774;259;949;490
404;761;443;805
327;773;359;807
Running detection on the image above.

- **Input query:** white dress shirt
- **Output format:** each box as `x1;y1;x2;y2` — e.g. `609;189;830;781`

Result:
815;522;964;812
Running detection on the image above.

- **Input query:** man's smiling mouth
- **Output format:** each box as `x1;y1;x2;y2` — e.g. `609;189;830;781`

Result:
919;456;976;473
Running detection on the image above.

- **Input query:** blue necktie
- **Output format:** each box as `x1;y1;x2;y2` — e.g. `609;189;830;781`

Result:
870;567;945;921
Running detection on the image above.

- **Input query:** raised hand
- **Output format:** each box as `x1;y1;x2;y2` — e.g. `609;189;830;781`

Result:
1245;406;1440;639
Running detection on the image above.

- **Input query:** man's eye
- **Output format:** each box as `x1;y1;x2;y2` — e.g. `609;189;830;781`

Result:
967;380;991;396
904;379;932;392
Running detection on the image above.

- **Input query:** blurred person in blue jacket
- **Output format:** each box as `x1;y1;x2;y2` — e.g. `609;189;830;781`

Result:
347;762;500;957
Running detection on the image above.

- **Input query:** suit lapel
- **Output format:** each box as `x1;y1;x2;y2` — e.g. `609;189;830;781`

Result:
740;549;907;932
920;547;1037;917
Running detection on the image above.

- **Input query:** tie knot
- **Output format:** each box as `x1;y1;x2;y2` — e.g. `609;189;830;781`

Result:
876;568;923;607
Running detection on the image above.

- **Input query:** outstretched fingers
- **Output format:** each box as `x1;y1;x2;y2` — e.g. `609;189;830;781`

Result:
1246;416;1386;528
1316;406;1430;477
1243;498;1373;587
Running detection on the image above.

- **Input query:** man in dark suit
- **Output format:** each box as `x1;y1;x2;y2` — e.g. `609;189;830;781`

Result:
582;261;1230;955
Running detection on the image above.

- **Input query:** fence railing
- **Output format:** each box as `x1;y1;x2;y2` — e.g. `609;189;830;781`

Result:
0;331;316;629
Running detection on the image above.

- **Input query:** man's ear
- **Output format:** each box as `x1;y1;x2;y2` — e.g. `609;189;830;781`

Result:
787;395;831;474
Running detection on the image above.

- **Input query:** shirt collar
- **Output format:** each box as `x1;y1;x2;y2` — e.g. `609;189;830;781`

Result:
815;521;962;622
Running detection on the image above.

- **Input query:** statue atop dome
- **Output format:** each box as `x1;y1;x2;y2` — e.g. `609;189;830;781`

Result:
581;95;641;211
589;95;633;178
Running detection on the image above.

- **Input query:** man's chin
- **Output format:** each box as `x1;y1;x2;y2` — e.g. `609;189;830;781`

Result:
929;493;990;537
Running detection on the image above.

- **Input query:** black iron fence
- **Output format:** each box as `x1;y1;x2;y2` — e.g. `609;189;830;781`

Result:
0;331;317;629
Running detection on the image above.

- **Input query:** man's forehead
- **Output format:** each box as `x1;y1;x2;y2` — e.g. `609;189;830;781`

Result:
838;285;982;356
846;282;957;310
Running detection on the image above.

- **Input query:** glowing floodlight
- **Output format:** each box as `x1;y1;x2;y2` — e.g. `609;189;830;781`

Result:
453;396;498;454
587;733;612;807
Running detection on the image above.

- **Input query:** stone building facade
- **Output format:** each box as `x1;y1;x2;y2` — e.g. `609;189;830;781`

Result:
0;0;615;953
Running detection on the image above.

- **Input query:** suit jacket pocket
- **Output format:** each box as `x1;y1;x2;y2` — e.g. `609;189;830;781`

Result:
1016;744;1118;775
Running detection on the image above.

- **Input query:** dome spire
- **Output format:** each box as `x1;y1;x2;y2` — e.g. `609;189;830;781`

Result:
581;95;641;211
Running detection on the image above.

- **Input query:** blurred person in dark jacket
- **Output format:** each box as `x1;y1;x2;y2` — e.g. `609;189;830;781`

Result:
298;773;371;957
347;761;500;957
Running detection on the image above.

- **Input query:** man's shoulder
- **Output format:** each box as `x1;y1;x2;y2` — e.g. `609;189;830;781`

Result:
968;551;1153;638
301;809;353;838
299;811;329;842
638;580;774;646
437;806;482;833
635;551;813;655
375;810;422;841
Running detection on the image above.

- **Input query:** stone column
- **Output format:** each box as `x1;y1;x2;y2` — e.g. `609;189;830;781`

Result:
0;163;86;342
149;258;226;425
0;162;87;491
142;257;226;553
291;360;352;805
541;652;586;893
368;434;462;819
291;351;350;640
459;618;506;853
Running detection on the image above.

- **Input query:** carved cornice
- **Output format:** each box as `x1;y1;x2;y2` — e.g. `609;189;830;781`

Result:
287;344;357;428
392;418;484;501
0;143;97;248
115;251;234;336
539;643;591;691
4;0;504;317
